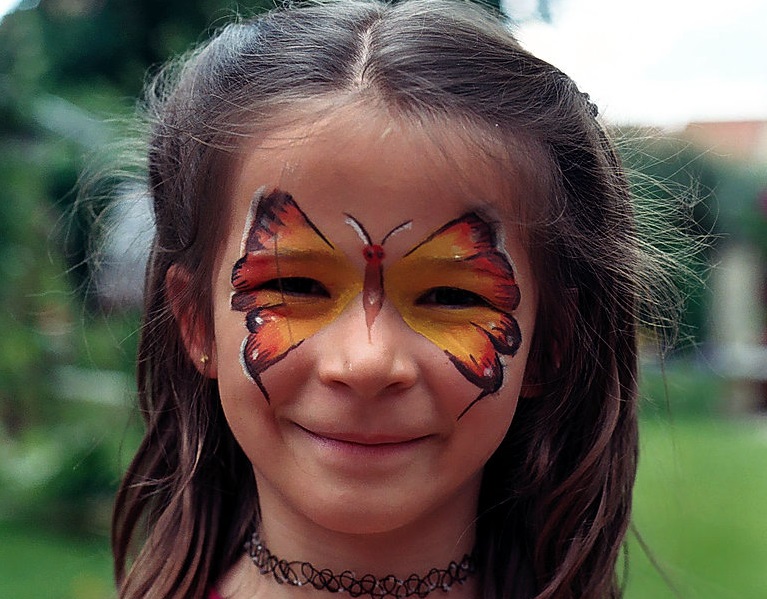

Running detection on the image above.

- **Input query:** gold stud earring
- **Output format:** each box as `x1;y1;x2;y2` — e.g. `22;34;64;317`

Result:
200;354;210;365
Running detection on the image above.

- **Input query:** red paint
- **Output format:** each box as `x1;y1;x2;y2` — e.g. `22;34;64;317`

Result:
362;244;386;331
345;215;411;335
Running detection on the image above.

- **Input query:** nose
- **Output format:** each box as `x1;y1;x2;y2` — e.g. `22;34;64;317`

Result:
316;300;418;399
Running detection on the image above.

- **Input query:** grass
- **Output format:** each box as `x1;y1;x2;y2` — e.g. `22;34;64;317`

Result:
0;520;114;599
625;417;767;599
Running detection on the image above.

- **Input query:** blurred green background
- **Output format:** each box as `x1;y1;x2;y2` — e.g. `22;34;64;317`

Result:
1;0;766;598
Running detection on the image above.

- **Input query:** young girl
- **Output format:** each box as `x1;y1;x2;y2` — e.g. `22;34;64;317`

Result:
112;0;664;597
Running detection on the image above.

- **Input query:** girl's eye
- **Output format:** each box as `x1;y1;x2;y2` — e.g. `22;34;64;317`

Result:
416;286;488;308
258;277;330;298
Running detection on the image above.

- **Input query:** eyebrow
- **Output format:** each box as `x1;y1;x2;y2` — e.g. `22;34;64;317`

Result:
405;254;477;265
401;250;517;281
245;246;339;260
405;248;498;268
399;254;509;277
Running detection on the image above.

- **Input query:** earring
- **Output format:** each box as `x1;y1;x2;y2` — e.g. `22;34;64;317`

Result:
200;354;210;365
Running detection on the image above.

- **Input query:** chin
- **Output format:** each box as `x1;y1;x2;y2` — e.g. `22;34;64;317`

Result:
299;476;477;541
304;490;423;536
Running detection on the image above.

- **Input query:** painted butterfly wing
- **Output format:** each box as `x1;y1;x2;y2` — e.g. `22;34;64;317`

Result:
230;189;360;400
387;213;521;415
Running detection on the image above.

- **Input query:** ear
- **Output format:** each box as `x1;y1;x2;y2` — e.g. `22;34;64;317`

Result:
166;264;218;378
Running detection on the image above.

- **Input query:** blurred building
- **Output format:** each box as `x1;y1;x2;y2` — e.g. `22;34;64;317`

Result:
681;120;767;412
682;120;767;164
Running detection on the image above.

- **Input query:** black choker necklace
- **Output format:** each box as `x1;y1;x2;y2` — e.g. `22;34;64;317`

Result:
245;530;476;598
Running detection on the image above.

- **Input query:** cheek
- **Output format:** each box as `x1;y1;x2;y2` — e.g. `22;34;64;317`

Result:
212;321;289;474
214;300;312;403
417;346;488;420
212;306;273;429
451;348;529;457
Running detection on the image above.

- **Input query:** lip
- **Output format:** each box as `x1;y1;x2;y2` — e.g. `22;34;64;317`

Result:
295;424;432;456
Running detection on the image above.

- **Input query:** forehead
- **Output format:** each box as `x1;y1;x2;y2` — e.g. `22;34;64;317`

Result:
229;105;533;240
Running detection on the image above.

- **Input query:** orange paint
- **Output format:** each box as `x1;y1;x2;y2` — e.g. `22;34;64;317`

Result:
387;213;521;418
231;189;360;400
231;190;521;417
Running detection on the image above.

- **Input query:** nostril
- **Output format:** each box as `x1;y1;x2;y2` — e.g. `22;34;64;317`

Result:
318;344;418;399
315;299;419;398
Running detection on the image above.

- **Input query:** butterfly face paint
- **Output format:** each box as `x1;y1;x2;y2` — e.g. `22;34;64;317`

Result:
231;188;522;418
385;214;521;418
344;214;412;333
230;189;361;401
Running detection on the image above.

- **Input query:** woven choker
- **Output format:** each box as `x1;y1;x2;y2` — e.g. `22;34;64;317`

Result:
245;530;476;598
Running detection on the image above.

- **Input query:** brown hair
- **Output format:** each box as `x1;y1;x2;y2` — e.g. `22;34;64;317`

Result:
113;1;665;597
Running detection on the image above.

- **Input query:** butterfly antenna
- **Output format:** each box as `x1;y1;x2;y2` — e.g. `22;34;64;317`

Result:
381;220;412;245
344;213;372;245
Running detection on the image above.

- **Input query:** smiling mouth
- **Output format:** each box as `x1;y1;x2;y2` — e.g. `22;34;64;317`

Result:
296;424;430;448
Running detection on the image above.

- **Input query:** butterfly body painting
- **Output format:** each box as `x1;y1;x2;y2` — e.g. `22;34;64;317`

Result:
230;189;361;401
386;213;521;418
344;214;412;332
230;188;522;419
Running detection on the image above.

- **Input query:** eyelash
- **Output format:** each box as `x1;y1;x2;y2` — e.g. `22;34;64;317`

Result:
258;277;331;298
416;286;488;309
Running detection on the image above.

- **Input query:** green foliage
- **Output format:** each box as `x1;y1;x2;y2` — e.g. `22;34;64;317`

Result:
0;366;142;532
0;137;76;432
0;0;274;436
639;358;725;419
618;128;767;348
716;162;767;252
2;0;275;96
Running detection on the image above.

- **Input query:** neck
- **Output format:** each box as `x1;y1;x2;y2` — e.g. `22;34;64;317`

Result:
247;529;476;598
220;552;480;599
218;476;482;599
254;474;479;578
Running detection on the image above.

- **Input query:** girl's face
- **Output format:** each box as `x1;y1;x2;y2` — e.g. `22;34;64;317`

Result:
196;108;538;538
